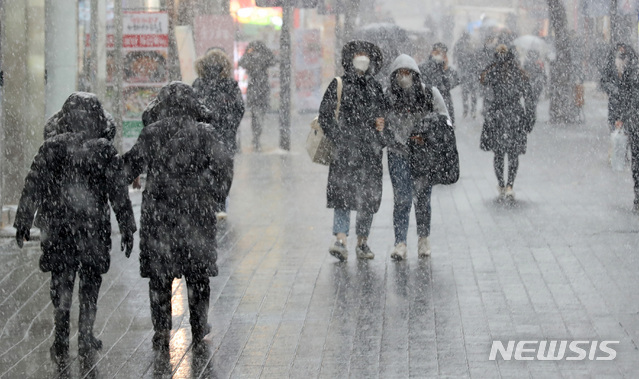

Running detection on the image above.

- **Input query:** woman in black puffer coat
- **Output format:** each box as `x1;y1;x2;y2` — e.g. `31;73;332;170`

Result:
318;40;387;261
14;92;136;364
193;48;245;216
480;44;535;200
123;81;233;350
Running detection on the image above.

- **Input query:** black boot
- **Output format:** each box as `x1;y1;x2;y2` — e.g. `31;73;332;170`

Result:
50;339;69;366
79;333;103;355
152;329;170;351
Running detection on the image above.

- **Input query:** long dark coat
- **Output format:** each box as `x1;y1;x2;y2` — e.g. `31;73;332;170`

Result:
319;40;387;214
14;93;136;274
193;77;245;154
123;83;233;279
238;41;275;111
480;58;536;155
419;58;459;124
600;44;639;134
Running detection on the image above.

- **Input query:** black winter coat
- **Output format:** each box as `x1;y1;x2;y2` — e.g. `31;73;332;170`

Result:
238;42;275;110
419;58;459;124
193;77;245;153
15;132;136;274
319;71;387;213
600;45;639;134
480;61;535;155
124;112;232;279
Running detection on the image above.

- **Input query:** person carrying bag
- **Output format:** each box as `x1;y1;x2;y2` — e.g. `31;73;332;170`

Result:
306;77;342;165
384;54;458;261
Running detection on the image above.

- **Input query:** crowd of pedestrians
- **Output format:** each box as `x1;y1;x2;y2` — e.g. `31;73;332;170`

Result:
9;32;639;369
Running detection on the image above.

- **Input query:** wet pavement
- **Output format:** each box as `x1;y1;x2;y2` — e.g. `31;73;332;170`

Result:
1;85;639;378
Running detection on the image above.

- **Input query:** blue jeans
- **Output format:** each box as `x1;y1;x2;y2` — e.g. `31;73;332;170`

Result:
333;208;373;238
388;151;432;245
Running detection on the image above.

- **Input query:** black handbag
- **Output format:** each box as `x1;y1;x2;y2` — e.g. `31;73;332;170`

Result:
407;113;460;185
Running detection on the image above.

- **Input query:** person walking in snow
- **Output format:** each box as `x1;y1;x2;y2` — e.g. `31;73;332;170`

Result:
193;48;245;219
239;41;275;152
600;43;639;211
123;81;233;351
419;42;459;125
480;44;536;200
14;93;136;365
453;32;480;119
319;40;387;261
384;54;451;260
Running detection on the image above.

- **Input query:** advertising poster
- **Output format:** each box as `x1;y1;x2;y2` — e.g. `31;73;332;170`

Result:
103;11;169;151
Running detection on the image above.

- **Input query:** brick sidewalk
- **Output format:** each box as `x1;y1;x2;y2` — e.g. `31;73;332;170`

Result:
1;85;638;378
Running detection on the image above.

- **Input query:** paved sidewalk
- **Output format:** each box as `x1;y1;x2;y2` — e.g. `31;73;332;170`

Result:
1;85;639;378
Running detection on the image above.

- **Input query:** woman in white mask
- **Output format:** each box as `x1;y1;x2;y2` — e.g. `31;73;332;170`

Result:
418;43;459;125
384;54;450;260
318;40;387;261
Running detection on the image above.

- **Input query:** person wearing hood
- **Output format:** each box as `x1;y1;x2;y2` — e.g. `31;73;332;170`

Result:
14;92;136;365
319;40;387;261
453;32;480;119
384;54;451;260
419;42;459;125
238;41;276;151
193;48;245;219
123;81;233;351
480;44;535;200
600;43;639;211
522;50;546;109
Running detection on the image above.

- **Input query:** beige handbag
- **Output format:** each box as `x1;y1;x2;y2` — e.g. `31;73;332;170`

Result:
306;77;342;165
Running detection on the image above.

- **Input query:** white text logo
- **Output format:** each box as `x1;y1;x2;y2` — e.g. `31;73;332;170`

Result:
489;340;619;361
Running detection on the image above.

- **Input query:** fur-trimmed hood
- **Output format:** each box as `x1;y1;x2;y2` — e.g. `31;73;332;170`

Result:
195;48;233;79
342;40;384;76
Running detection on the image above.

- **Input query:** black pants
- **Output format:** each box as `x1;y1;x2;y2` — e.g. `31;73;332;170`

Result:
149;275;210;336
631;132;639;203
494;152;519;188
50;266;102;348
251;107;267;148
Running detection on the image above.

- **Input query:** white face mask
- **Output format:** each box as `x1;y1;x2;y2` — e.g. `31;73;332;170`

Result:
353;56;370;72
398;74;413;89
432;54;444;63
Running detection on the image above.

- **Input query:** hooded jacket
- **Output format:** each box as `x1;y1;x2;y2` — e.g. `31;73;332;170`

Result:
386;54;450;156
15;92;136;273
238;41;275;110
318;40;388;213
193;49;245;154
123;82;232;279
479;46;535;155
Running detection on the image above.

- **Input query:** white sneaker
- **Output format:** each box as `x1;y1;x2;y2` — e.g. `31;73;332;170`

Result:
215;212;227;221
356;243;375;260
329;239;348;262
418;237;431;258
497;186;506;199
391;242;408;261
505;186;515;200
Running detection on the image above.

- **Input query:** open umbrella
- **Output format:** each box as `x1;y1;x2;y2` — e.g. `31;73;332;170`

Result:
513;35;549;51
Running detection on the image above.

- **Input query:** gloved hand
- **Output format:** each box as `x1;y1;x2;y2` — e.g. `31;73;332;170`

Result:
15;225;30;248
121;230;134;258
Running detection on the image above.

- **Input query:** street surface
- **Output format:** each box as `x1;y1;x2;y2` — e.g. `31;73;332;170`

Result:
1;85;639;378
